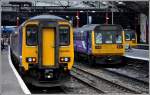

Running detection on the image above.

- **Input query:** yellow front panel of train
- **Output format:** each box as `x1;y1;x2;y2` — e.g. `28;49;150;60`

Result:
92;31;125;55
42;28;55;66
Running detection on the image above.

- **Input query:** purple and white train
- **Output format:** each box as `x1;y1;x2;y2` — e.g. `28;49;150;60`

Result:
74;24;125;65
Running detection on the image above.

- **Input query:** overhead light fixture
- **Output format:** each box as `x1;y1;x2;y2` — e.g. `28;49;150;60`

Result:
118;2;123;4
92;11;96;13
102;1;107;5
106;17;109;20
76;16;80;19
80;11;84;13
66;16;69;18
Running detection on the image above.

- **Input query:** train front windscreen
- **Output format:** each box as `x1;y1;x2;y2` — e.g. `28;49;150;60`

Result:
94;26;122;44
125;30;136;41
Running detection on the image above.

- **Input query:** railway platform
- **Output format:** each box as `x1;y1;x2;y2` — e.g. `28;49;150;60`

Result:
1;49;30;95
125;48;149;61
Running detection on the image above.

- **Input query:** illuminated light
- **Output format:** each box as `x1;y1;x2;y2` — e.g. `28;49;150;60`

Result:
64;58;68;62
28;58;32;62
102;1;107;5
106;17;109;20
17;17;19;20
80;11;84;13
32;58;36;62
118;2;123;4
80;31;84;33
60;58;64;61
76;16;80;19
66;16;69;18
64;67;67;71
47;75;51;78
92;11;96;13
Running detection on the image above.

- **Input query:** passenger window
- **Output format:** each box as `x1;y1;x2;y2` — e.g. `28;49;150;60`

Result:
59;26;70;46
131;33;136;40
26;26;38;46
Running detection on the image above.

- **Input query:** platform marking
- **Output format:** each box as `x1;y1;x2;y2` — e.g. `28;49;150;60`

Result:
125;55;149;61
8;47;31;94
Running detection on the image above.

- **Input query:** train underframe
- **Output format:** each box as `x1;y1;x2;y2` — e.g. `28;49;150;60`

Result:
10;50;71;87
75;51;125;66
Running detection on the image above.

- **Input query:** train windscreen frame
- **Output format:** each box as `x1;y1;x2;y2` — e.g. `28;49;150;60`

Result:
94;25;123;44
95;31;122;44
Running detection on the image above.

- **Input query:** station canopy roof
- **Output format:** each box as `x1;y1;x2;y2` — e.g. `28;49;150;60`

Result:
1;0;149;14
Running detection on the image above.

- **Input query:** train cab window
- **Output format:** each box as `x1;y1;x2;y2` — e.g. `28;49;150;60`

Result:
26;26;38;46
131;33;136;40
125;33;131;41
59;26;70;46
95;32;102;44
116;34;122;43
104;32;113;44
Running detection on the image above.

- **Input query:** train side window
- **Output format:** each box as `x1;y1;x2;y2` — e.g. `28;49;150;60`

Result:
131;33;136;40
59;26;70;46
26;26;38;46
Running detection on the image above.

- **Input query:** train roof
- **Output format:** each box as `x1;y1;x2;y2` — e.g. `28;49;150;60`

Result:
75;24;123;32
123;29;135;33
20;15;65;26
29;15;65;20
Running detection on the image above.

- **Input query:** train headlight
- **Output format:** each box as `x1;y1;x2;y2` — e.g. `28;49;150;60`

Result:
26;57;36;63
28;58;32;62
60;57;70;62
64;58;69;62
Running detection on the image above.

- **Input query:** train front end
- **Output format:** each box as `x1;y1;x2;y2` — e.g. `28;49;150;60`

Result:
20;15;74;87
124;29;137;49
92;25;125;64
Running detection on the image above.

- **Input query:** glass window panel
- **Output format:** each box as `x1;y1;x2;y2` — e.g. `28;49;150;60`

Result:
59;26;70;46
95;32;102;44
105;32;113;43
125;33;131;41
116;34;122;43
26;26;38;46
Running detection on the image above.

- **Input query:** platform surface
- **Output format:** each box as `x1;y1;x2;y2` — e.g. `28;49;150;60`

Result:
1;50;24;95
125;49;149;61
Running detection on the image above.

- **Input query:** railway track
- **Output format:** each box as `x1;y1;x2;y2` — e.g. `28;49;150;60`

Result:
71;73;105;94
104;68;149;85
71;66;141;94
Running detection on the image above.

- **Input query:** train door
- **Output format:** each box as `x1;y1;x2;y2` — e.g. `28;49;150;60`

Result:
42;28;55;66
